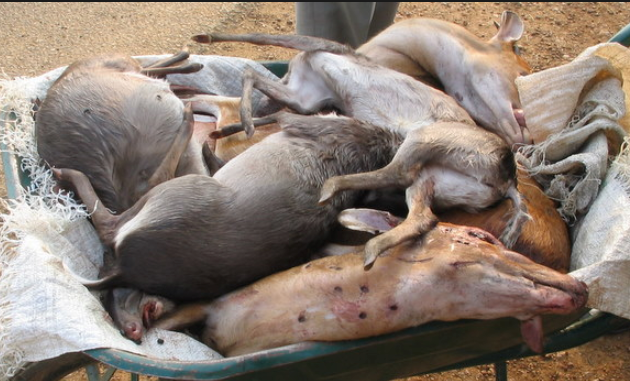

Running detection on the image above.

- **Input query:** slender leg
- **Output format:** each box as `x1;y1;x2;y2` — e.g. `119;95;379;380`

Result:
51;167;118;246
240;67;332;137
319;159;416;205
363;177;438;269
202;142;225;176
140;50;203;78
240;68;257;137
142;63;203;77
144;50;189;68
147;104;195;188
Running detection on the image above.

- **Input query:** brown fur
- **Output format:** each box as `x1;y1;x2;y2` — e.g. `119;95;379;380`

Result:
439;170;571;273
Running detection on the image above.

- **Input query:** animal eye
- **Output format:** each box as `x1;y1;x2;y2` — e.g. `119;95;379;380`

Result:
513;44;522;56
450;261;480;269
194;113;218;123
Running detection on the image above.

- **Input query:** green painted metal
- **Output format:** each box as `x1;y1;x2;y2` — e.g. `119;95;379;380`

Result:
494;362;507;381
609;24;630;47
1;109;31;199
81;309;625;380
261;60;289;77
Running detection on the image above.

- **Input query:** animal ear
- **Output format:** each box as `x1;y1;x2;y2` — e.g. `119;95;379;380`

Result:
492;11;524;43
338;208;403;234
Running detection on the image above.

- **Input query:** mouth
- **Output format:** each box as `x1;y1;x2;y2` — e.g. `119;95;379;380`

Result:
530;277;588;312
508;106;532;146
122;323;143;344
513;107;526;128
518;279;588;353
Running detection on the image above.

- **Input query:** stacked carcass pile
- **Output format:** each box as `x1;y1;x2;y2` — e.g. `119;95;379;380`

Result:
2;10;627;377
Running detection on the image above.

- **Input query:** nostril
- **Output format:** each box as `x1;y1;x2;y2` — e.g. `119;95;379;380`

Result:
125;322;143;342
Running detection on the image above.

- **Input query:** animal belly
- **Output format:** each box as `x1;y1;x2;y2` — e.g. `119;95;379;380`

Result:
427;166;505;211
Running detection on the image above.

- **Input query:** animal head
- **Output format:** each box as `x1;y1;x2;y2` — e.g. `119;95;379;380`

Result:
458;11;532;147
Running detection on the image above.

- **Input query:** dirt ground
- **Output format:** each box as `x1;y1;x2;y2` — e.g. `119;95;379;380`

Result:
1;2;630;381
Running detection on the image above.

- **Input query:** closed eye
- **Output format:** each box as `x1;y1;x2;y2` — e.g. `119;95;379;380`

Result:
513;44;522;56
193;113;218;123
450;261;481;268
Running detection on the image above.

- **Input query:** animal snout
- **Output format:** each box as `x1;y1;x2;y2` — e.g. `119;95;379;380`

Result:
513;107;526;128
122;321;143;344
569;280;589;309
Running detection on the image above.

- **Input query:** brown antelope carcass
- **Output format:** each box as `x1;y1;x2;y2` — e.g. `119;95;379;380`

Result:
153;223;587;357
438;169;571;273
357;11;532;147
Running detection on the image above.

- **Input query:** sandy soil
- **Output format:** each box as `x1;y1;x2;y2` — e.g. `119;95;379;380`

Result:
1;2;629;380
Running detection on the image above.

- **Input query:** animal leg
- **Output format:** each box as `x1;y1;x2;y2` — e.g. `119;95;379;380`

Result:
51;167;118;246
318;166;407;205
152;302;209;331
239;67;257;138
142;63;204;77
363;178;438;269
240;67;333;137
149;104;195;188
144;50;190;69
319;150;420;205
140;50;204;78
202;142;226;176
319;128;437;204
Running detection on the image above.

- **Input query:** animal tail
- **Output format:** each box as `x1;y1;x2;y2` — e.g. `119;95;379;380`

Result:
499;184;532;248
61;260;122;290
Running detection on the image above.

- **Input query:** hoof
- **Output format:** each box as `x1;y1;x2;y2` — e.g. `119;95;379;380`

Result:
192;34;212;44
362;242;380;271
318;181;337;205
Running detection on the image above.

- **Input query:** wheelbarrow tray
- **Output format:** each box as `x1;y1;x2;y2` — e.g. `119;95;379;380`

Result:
11;309;627;381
